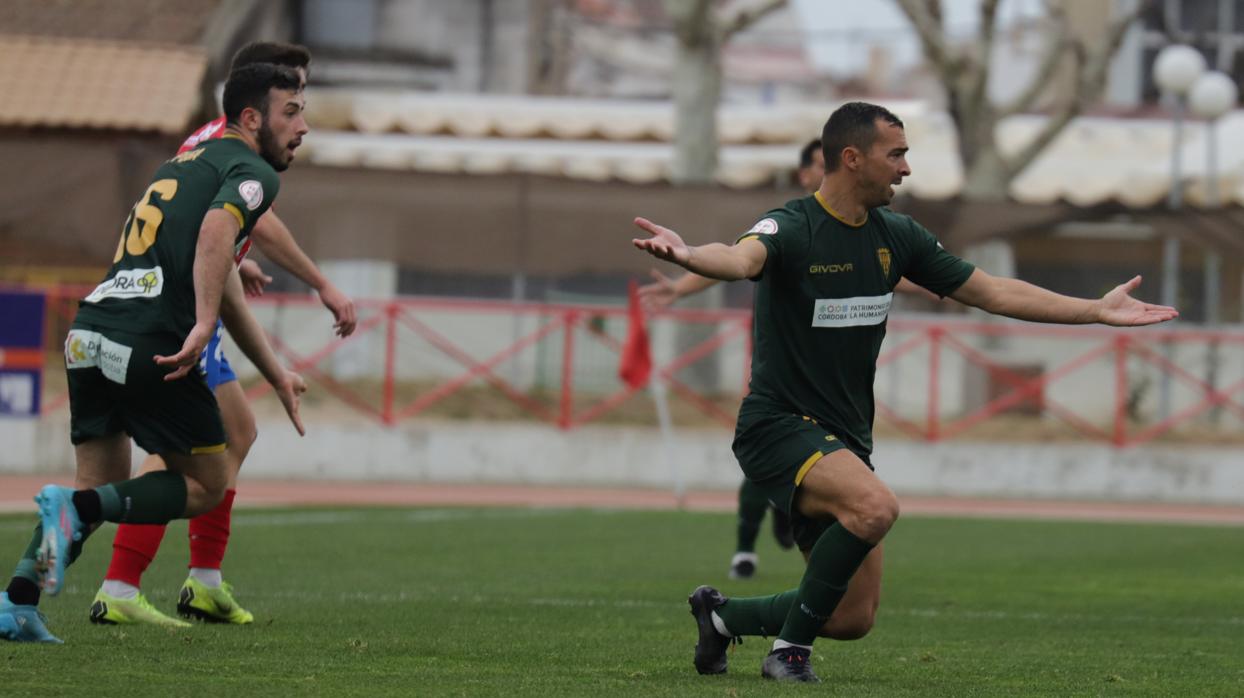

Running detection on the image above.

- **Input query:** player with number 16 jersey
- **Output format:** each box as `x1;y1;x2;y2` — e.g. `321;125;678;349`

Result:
75;136;279;339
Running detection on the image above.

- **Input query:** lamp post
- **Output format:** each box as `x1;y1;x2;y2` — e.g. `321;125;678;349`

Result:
1188;70;1237;426
1188;70;1238;324
1153;45;1206;308
1153;45;1205;420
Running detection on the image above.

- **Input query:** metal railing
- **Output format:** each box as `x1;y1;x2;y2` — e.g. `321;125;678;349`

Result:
29;287;1244;447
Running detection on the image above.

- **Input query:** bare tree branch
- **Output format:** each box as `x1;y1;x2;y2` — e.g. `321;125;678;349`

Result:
1004;2;1145;178
720;0;787;42
665;0;714;45
964;0;1001;121
1003;45;1084;180
999;1;1073;117
977;0;1001;59
895;0;957;80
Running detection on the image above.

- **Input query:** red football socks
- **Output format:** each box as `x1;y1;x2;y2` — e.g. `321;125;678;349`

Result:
189;489;236;570
104;523;168;586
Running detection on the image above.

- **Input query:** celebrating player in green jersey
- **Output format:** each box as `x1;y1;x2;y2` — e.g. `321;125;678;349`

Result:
640;137;942;582
0;63;309;644
632;102;1178;683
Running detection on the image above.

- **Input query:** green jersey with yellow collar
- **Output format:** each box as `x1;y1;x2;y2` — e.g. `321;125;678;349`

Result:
736;192;974;456
75;136;279;337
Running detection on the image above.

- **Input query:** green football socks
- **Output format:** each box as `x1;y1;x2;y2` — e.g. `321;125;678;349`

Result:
4;472;186;606
736;480;770;553
715;589;798;637
7;520;94;605
97;471;189;524
777;522;874;646
9;523;43;590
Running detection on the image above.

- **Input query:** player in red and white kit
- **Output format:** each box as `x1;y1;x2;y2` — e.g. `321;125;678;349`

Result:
87;42;356;627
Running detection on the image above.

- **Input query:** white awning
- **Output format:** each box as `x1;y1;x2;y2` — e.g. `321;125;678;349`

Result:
300;90;1244;208
298;132;800;188
307;89;899;144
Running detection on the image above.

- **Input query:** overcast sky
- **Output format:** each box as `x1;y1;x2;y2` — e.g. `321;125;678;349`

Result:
790;0;1048;76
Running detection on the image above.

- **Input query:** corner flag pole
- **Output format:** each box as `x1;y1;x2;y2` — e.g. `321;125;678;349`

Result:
649;373;683;509
619;279;683;509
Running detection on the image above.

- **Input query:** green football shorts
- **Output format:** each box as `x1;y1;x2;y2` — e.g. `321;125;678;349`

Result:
65;323;226;456
732;395;873;551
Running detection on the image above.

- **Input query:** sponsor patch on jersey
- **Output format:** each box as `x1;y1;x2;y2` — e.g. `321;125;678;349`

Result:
811;293;894;328
239;180;264;211
83;267;164;304
64;330;132;384
747;218;779;236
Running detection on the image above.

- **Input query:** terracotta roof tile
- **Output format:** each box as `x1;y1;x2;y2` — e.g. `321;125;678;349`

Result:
0;0;219;44
0;35;207;134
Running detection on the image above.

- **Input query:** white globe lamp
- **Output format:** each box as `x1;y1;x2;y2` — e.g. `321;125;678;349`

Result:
1154;44;1206;96
1189;71;1238;119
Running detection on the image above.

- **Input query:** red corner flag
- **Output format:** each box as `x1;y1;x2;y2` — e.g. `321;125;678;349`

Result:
619;280;653;389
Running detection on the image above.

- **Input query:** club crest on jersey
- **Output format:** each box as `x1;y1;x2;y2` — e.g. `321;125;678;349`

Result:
748;218;778;235
239;180;264;211
877;248;892;278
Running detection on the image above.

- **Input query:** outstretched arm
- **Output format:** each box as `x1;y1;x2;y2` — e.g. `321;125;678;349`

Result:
638;269;720;311
950;270;1178;326
219;267;307;435
631;217;766;281
251;209;357;337
238;258;273;297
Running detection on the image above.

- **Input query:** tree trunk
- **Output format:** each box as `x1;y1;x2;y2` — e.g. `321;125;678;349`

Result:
526;0;570;95
671;37;721;185
959;145;1012;201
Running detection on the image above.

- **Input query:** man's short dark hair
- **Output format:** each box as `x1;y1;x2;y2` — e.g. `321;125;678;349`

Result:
821;102;904;172
223;63;303;125
799;138;822;168
230;41;312;73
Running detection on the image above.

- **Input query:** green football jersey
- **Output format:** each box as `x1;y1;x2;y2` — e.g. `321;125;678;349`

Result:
737;193;975;456
75;137;280;336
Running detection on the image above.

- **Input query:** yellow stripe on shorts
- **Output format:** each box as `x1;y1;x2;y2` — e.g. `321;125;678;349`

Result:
191;443;227;455
794;450;824;487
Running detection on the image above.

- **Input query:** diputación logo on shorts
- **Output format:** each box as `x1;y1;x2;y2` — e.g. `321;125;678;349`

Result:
64;330;132;384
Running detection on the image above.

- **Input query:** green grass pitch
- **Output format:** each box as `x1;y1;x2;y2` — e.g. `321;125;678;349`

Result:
1;507;1241;696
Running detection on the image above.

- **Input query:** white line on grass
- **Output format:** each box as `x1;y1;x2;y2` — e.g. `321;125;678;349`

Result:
231;508;572;527
0;507;571;533
174;586;1242;628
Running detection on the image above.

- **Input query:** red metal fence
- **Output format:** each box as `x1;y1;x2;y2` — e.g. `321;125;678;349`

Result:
29;287;1244;448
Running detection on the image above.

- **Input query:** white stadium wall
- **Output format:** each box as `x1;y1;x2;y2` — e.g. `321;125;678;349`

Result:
3;416;1244;505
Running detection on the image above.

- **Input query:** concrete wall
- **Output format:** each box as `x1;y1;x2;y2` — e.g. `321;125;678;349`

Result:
4;415;1242;505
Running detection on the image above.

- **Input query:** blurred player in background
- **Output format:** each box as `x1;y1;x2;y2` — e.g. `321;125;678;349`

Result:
85;42;358;629
639;138;936;582
633;101;1178;682
0;63;309;643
